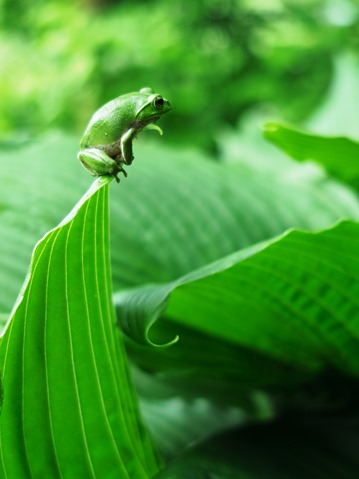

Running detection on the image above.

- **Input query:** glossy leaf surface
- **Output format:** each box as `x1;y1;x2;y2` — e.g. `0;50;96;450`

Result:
0;177;159;478
116;221;359;400
264;122;359;188
1;135;359;312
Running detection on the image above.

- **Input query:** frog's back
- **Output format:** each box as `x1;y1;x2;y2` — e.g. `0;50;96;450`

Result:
80;92;145;148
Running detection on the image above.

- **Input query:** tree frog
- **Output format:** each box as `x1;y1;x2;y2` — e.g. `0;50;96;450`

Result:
78;87;172;182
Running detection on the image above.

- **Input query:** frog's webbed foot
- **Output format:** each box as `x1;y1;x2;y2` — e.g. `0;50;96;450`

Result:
113;154;128;179
117;163;128;178
113;166;127;183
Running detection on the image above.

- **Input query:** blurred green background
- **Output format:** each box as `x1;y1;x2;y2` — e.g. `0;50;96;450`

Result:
3;2;359;471
1;0;359;150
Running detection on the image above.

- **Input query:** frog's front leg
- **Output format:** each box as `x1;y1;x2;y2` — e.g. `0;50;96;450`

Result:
78;148;125;183
120;128;137;165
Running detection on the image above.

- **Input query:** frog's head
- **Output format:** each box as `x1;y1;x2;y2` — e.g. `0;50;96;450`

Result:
135;87;172;124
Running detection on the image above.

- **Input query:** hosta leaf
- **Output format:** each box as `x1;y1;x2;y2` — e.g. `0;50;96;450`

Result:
109;142;359;291
0;315;7;335
140;395;244;460
0;135;90;312
263;122;359;188
115;220;359;399
154;418;359;478
0;177;159;478
306;55;359;140
1;134;359;312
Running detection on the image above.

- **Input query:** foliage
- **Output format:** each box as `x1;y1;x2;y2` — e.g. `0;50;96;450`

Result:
0;178;159;477
2;0;359;476
1;0;359;149
264;122;359;188
2;93;359;474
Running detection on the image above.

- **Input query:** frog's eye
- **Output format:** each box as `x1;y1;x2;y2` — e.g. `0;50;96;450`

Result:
153;96;164;110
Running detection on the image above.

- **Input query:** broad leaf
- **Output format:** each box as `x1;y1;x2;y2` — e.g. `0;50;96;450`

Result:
0;315;7;335
263;122;359;188
140;394;244;460
1;135;359;313
116;221;359;402
306;54;359;140
0;177;159;478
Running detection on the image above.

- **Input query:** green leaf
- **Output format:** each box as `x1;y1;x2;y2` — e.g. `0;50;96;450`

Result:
0;177;159;478
306;55;359;140
109;142;359;293
140;395;244;460
0;135;90;313
1;134;359;313
0;314;8;335
154;418;359;478
263;122;359;188
116;220;359;398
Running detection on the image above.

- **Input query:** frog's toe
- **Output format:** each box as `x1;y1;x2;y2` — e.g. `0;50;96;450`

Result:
118;165;128;177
